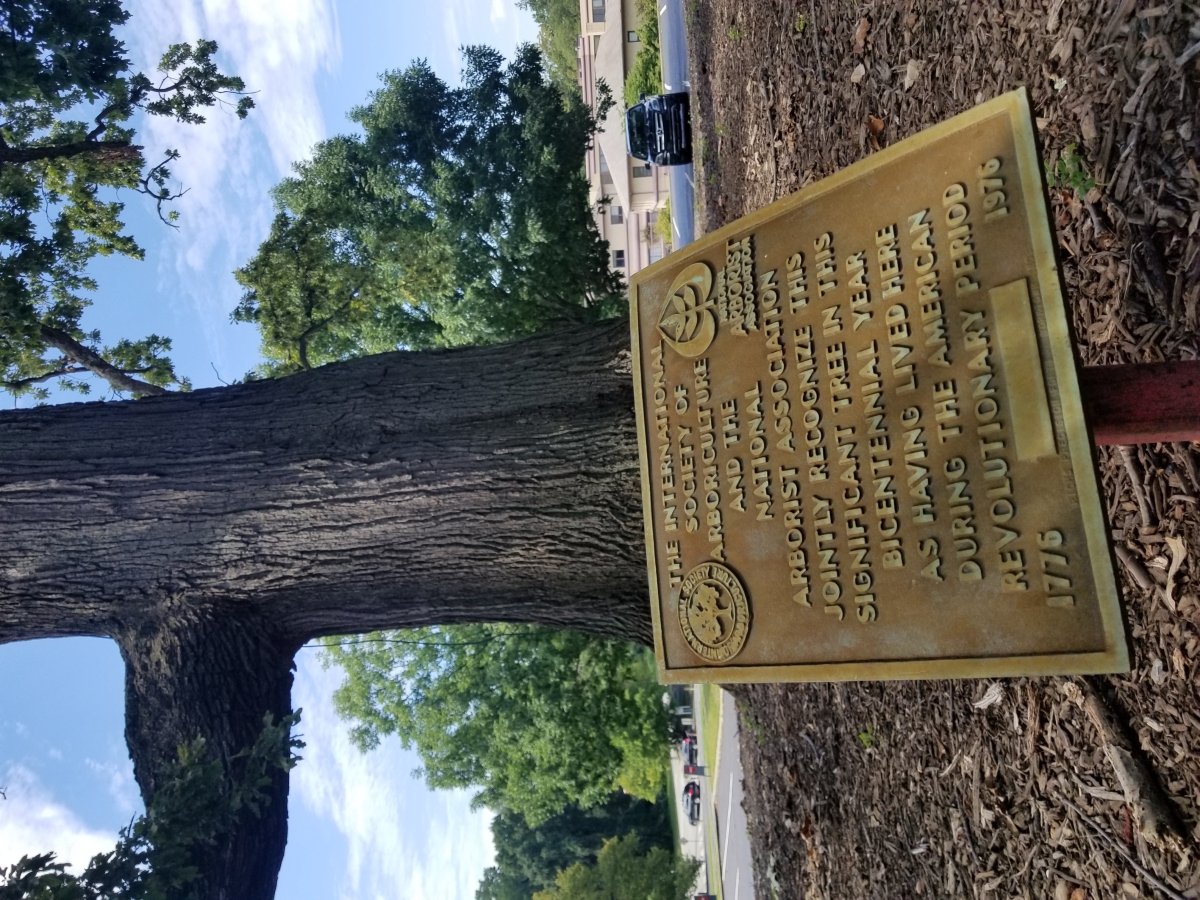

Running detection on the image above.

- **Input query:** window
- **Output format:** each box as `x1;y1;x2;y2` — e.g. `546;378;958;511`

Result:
627;30;640;42
610;205;623;224
632;164;652;178
649;245;664;264
613;249;626;268
591;0;605;22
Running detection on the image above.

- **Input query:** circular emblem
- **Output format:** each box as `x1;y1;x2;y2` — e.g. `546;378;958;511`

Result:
657;263;715;357
677;562;751;663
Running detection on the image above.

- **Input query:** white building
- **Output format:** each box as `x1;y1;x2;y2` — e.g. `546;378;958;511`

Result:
577;0;670;277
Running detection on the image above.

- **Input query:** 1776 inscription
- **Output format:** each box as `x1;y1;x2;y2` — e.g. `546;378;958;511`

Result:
631;90;1129;682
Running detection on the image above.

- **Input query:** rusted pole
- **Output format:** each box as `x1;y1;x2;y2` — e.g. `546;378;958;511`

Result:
1080;361;1200;446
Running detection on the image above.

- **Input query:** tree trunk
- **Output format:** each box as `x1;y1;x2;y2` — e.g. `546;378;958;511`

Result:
0;320;647;898
115;611;298;900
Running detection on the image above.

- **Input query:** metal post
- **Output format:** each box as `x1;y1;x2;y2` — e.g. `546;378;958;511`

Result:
1080;361;1200;446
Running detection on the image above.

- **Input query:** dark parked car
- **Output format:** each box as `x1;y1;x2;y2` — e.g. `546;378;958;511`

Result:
682;780;701;825
625;92;692;166
680;735;698;767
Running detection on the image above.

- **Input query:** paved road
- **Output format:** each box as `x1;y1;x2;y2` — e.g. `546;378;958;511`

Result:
657;0;695;247
714;690;755;900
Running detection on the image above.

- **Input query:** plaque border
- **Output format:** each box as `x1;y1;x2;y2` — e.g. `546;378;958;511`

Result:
630;88;1130;683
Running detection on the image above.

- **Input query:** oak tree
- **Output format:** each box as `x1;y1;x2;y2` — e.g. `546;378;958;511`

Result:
0;318;647;899
1;7;644;899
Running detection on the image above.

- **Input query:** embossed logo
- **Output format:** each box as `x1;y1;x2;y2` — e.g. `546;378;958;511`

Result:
657;262;716;358
678;562;750;663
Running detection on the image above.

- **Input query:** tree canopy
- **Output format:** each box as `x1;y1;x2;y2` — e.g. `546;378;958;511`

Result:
531;835;699;900
0;0;254;400
233;45;621;376
324;625;672;825
477;792;673;899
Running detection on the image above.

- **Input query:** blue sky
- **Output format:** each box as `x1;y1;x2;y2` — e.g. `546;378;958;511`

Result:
0;0;538;896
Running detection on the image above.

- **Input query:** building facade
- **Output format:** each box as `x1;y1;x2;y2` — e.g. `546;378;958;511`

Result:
577;0;670;278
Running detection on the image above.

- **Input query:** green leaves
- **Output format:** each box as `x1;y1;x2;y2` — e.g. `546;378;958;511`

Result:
137;39;253;125
1;3;254;399
324;625;673;826
514;0;582;92
0;0;131;107
484;793;673;896
531;835;700;900
237;45;625;375
1050;142;1095;198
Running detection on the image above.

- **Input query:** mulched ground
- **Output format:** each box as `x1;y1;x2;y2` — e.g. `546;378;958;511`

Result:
686;1;1200;897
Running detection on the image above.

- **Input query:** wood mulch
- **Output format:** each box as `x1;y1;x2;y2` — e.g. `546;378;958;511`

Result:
686;1;1200;897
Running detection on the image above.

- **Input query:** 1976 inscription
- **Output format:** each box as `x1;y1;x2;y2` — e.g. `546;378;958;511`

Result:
631;90;1128;683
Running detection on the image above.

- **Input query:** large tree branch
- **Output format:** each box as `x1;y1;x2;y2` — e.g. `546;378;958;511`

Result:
0;139;143;166
0;319;649;647
296;297;355;370
39;325;170;396
2;364;87;391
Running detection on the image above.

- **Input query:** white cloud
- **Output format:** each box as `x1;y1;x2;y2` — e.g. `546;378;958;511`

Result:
439;0;538;82
84;750;139;819
291;656;495;900
121;0;341;372
443;5;463;77
0;764;117;873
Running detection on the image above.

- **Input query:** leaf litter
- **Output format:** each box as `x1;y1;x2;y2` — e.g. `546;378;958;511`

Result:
686;0;1200;896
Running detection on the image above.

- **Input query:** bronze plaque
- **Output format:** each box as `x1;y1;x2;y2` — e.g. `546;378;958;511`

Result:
631;90;1128;682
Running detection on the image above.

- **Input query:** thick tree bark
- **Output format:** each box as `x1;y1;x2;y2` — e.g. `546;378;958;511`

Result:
0;319;647;644
0;320;647;898
0;139;143;165
115;610;298;900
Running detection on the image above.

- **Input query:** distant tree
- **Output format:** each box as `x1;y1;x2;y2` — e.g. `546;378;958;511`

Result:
234;46;620;375
477;866;539;900
622;0;663;109
532;834;698;900
0;713;301;900
325;625;672;825
0;0;254;400
486;792;673;895
515;0;582;92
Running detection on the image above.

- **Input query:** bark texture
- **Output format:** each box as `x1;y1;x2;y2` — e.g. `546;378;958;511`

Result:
0;319;647;898
115;611;297;900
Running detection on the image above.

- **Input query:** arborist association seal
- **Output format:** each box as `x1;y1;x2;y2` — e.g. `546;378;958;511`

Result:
677;562;750;663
